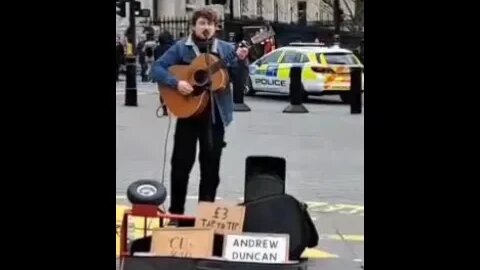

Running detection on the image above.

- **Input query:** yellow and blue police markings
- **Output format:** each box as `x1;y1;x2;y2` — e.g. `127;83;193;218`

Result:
249;46;363;94
251;64;289;89
115;201;364;259
250;62;322;92
266;65;279;77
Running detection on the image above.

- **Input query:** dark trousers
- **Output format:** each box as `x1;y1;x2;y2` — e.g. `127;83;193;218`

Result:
115;63;120;81
140;61;148;81
169;105;225;214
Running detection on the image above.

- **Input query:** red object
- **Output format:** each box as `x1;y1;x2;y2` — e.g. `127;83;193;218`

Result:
264;38;275;54
311;67;335;73
119;204;196;262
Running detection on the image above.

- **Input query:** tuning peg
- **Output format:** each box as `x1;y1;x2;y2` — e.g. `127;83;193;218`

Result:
238;40;249;48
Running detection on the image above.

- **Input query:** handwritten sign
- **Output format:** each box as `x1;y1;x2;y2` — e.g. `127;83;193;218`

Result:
223;233;289;264
150;228;214;259
195;202;245;235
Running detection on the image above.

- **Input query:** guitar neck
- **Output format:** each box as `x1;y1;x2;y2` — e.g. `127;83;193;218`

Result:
238;39;255;50
238;30;274;50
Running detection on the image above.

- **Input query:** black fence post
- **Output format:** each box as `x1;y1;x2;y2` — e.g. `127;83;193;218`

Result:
233;60;251;112
124;0;137;107
124;56;138;106
283;66;308;113
350;66;362;114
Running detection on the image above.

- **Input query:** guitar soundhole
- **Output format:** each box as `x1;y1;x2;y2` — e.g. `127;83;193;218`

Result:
193;69;209;87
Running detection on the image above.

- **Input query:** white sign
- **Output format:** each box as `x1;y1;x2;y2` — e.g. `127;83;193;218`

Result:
223;233;289;264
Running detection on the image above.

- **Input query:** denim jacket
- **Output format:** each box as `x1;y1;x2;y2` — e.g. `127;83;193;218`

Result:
151;35;239;127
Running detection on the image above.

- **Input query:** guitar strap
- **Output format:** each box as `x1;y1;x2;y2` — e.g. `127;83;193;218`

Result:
208;40;219;151
208;41;217;127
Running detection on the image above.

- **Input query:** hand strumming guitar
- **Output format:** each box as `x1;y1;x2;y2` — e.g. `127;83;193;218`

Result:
177;80;194;95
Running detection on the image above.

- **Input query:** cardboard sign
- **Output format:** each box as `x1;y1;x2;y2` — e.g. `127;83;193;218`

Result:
222;233;289;264
195;202;245;235
150;227;214;259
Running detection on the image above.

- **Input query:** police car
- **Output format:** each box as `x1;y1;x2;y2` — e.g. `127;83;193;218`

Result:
245;42;364;103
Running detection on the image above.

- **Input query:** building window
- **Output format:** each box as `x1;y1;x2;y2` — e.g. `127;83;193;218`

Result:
257;0;263;17
240;0;248;17
274;0;278;21
298;1;307;25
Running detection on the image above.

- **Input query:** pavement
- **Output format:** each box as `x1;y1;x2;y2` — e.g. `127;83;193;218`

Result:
116;80;364;270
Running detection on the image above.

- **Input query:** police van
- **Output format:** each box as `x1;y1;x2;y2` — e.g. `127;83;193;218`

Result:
245;42;364;103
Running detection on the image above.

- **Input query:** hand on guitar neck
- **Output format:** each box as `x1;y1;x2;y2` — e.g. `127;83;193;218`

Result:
236;47;249;61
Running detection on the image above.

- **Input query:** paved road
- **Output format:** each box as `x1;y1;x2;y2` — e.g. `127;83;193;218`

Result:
116;82;364;269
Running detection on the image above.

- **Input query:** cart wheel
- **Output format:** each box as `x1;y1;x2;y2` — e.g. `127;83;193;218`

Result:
126;179;167;205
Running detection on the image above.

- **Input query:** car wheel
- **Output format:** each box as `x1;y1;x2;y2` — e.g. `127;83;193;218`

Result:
127;179;167;205
340;93;351;104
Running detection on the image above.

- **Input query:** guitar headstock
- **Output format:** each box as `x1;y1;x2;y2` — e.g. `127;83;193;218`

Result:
239;25;276;48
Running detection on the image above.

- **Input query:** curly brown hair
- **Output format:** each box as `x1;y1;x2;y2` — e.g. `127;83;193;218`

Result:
191;7;219;26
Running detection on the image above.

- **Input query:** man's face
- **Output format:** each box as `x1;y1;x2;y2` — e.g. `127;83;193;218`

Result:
193;17;216;40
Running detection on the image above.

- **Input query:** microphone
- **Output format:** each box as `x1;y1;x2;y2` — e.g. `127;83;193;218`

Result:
203;29;210;39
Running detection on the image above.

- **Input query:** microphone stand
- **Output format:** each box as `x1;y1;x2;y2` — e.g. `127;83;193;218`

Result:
197;35;215;151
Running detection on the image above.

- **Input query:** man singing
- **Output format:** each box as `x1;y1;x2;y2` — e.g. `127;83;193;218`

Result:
151;7;248;221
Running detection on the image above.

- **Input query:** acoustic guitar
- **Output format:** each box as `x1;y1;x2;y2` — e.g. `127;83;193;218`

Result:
158;27;275;119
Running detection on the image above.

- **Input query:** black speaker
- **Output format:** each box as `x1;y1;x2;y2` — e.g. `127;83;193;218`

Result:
244;156;286;203
242;194;319;260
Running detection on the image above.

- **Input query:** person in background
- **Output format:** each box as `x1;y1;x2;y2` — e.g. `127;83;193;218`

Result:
143;34;157;81
153;31;175;116
137;34;148;82
263;37;275;55
178;32;185;40
115;36;125;81
154;31;174;61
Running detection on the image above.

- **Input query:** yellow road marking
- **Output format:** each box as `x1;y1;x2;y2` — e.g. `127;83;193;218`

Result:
301;248;339;259
320;234;364;242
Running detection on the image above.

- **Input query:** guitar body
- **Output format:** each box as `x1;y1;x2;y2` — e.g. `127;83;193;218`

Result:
159;53;230;119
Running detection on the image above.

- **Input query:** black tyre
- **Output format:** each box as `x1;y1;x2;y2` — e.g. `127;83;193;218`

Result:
126;179;167;205
340;92;351;104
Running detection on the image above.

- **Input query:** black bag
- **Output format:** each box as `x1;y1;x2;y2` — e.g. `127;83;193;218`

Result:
240;194;319;260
